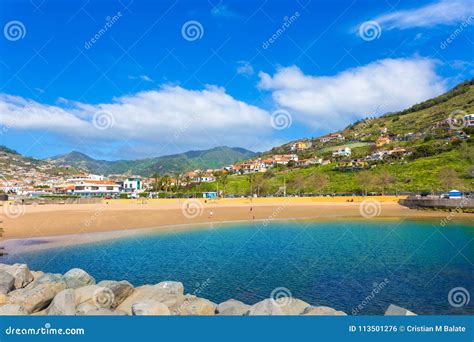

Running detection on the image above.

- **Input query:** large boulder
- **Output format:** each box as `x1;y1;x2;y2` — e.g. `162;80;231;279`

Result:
117;284;185;314
47;289;76;315
246;297;311;315
97;280;134;309
0;264;34;289
30;273;64;288
385;304;416;316
7;282;66;313
301;306;347;316
62;268;95;289
216;299;250;315
0;304;28;315
173;296;216;315
0;271;15;294
131;300;171;316
74;285;100;305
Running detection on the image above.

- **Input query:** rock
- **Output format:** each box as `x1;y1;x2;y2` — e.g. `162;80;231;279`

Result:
246;298;311;315
174;297;216;315
0;293;7;305
117;284;185;314
47;289;76;315
97;280;134;308
62;268;95;289
155;281;184;295
216;299;250;315
74;285;100;305
0;264;34;289
301;306;347;316
0;271;15;294
85;308;128;316
76;302;97;315
7;282;66;313
385;304;416;316
31;271;45;280
131;300;171;315
27;273;65;289
0;304;28;315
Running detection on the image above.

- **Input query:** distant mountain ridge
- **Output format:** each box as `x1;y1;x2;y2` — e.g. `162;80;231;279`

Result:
47;146;257;176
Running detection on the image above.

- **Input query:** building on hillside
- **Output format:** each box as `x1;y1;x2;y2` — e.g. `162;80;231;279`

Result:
332;147;352;157
376;136;391;147
272;154;298;165
290;140;312;151
319;133;345;143
123;177;143;192
464;114;474;127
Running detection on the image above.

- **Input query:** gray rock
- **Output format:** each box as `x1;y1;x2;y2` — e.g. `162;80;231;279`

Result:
0;304;28;315
117;284;185;314
74;285;100;305
131;300;171;315
155;281;184;295
47;289;76;315
0;264;34;289
216;299;250;315
246;298;311;315
7;282;66;313
31;273;64;288
76;302;97;315
173;296;216;315
62;268;95;289
0;271;15;294
301;306;347;316
96;280;134;308
385;304;416;316
85;308;128;316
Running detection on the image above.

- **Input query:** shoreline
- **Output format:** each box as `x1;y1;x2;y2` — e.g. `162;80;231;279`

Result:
2;198;472;254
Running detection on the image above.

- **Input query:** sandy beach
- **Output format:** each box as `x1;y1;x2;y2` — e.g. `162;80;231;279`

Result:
2;196;472;244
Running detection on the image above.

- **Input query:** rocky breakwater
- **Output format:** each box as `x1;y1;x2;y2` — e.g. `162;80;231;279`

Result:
0;264;416;316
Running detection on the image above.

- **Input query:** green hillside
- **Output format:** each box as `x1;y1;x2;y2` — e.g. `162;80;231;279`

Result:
187;80;474;195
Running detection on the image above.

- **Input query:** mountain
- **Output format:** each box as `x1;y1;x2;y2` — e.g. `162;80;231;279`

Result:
48;146;256;176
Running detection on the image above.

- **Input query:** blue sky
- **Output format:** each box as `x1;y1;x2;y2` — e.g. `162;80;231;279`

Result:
0;0;473;160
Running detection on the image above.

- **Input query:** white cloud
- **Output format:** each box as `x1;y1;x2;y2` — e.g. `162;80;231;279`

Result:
0;86;273;153
211;4;239;18
236;61;254;76
128;75;153;82
373;0;472;30
258;57;446;130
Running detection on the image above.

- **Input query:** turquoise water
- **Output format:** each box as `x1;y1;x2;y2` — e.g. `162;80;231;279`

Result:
3;219;473;315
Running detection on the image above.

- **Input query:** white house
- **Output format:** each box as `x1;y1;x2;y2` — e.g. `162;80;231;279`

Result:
332;147;352;157
464;114;474;127
70;180;120;196
123;177;143;192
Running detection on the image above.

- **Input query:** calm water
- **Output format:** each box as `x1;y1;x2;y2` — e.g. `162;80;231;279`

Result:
2;219;473;315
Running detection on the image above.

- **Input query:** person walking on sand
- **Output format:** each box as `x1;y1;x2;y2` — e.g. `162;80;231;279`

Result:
209;210;214;218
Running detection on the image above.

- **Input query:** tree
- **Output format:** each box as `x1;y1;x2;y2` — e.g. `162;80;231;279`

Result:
253;173;267;196
376;171;396;195
308;171;329;194
174;173;182;192
246;173;255;196
152;173;161;192
438;168;461;191
357;171;374;196
290;174;306;195
213;171;229;197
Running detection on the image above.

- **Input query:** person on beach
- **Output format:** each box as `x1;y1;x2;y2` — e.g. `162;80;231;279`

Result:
209;210;213;218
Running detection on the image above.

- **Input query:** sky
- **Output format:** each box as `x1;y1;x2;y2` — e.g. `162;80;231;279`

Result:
0;0;473;160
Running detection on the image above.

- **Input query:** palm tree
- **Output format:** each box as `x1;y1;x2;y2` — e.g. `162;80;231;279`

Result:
161;175;171;197
174;173;182;192
152;173;161;192
246;173;255;196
